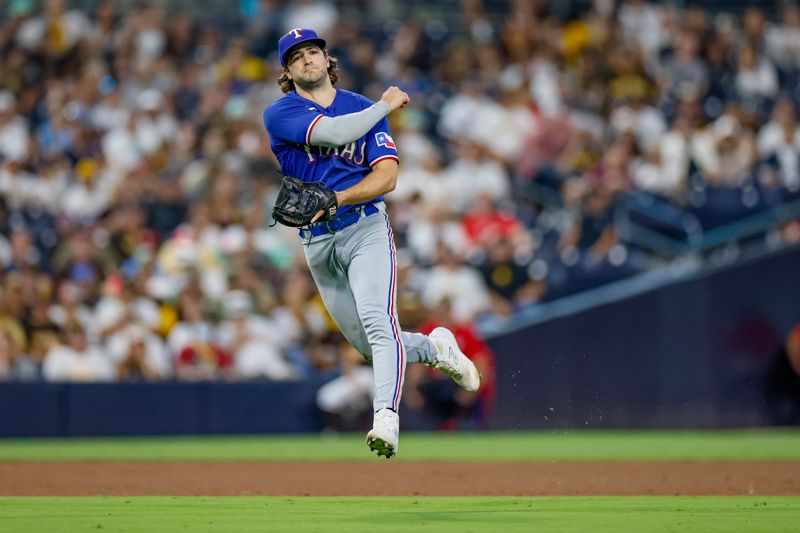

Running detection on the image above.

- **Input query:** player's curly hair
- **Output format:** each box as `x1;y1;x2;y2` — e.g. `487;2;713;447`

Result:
278;54;340;94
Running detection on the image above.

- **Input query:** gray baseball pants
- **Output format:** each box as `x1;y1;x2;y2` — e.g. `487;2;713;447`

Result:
302;204;437;412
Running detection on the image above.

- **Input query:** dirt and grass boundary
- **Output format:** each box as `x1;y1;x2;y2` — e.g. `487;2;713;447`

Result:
2;461;799;496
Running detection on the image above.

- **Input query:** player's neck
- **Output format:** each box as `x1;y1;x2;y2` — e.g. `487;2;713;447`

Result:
296;84;336;108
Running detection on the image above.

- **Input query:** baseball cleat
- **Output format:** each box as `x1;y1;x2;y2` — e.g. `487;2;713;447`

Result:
428;327;481;393
366;408;399;458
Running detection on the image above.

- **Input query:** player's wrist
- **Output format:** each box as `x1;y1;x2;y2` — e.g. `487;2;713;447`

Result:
375;100;392;115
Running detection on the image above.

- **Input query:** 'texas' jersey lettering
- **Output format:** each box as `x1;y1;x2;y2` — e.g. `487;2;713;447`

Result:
263;89;399;216
302;140;367;165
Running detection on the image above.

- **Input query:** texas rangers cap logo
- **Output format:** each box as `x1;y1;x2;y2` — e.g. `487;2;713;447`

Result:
278;28;327;67
375;132;396;150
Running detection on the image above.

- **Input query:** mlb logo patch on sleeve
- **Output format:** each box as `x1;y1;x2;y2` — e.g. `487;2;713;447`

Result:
375;132;396;150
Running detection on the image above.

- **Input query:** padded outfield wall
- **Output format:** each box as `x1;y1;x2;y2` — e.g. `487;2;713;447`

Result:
488;243;800;430
1;245;799;437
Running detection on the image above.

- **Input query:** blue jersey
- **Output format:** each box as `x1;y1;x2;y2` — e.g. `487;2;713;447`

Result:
263;89;399;216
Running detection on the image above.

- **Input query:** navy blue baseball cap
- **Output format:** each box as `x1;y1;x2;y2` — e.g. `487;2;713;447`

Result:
278;28;327;67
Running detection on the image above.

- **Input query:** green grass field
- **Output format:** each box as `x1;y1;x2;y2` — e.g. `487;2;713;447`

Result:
0;429;799;461
1;430;799;532
1;496;798;533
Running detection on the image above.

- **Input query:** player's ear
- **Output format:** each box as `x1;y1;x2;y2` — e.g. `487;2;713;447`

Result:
284;68;292;80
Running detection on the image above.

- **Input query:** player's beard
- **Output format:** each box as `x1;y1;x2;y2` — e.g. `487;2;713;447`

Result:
293;67;328;92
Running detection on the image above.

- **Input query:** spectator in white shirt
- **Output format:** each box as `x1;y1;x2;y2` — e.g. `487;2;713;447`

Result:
316;344;374;431
282;0;338;36
218;290;298;381
42;323;116;382
757;97;800;191
735;45;779;103
438;80;494;141
441;139;511;214
0;91;29;163
405;205;471;266
422;247;491;323
15;0;90;57
60;158;124;221
94;275;170;379
765;4;800;74
167;290;232;380
609;98;667;152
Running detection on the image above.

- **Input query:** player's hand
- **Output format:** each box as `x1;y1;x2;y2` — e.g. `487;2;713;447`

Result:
310;209;325;224
381;86;410;111
310;191;342;223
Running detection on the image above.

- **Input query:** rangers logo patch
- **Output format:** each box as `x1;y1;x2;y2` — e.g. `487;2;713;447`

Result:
375;132;396;150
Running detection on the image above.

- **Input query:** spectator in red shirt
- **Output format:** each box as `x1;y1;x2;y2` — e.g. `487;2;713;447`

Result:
765;323;800;425
787;325;800;376
168;291;233;380
460;193;529;252
404;300;496;430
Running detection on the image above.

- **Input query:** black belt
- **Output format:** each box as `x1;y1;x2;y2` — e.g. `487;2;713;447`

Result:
299;204;380;239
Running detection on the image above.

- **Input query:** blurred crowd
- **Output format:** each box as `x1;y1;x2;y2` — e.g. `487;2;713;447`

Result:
1;0;800;425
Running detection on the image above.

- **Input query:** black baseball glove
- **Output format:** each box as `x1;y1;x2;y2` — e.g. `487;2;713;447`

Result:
272;175;338;227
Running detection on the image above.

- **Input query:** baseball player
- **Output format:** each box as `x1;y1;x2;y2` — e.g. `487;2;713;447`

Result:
263;28;480;458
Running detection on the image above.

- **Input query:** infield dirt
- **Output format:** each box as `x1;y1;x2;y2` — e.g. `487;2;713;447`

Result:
1;461;799;496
